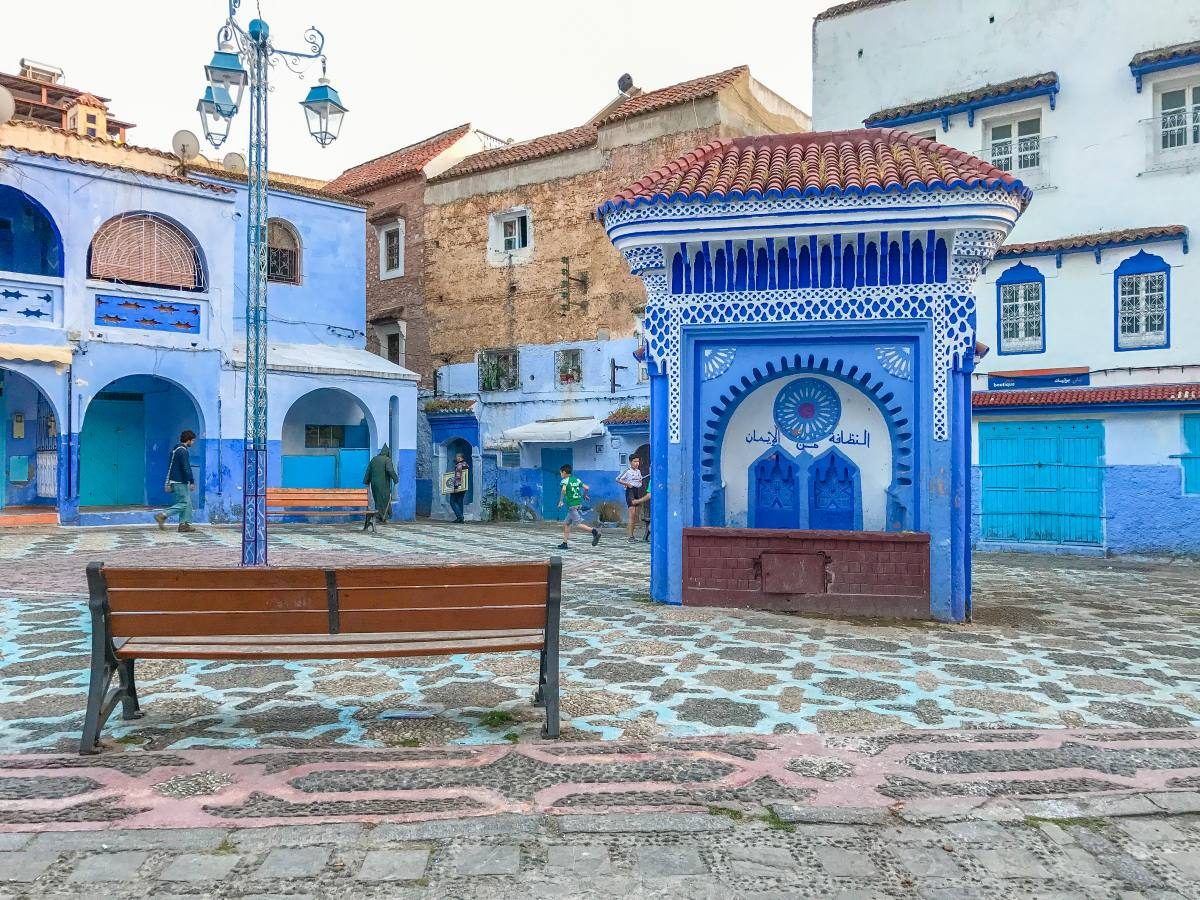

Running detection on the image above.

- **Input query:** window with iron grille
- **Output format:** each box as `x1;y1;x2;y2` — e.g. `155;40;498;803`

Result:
988;115;1040;171
89;213;203;290
478;348;520;392
999;282;1043;352
555;348;583;386
1117;270;1167;347
266;219;300;284
1160;83;1200;150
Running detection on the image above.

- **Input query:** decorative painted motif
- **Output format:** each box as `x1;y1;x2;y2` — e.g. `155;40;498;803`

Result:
875;346;913;381
0;278;60;326
702;347;736;381
94;295;201;334
621;245;666;276
773;378;842;444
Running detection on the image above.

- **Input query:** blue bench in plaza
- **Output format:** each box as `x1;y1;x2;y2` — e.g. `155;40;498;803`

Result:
80;558;563;753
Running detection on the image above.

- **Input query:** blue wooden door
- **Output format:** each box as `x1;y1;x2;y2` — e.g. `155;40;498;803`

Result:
541;447;572;520
282;455;336;488
338;449;371;488
751;451;801;529
0;373;6;511
809;451;858;530
979;420;1103;544
80;398;145;507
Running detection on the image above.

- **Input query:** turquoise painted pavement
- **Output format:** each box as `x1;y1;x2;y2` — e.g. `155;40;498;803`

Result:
0;522;1197;753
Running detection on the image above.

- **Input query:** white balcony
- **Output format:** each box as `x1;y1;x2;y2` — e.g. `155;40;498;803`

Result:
1142;108;1200;173
982;135;1054;189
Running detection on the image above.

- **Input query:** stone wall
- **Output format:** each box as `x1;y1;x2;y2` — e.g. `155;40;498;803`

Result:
423;125;735;362
682;528;931;619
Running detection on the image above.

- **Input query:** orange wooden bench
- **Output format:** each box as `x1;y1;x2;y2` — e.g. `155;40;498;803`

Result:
80;558;562;753
265;488;373;526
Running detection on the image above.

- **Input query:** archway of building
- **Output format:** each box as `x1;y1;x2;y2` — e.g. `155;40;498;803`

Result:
0;185;64;277
280;388;376;488
78;375;204;510
0;367;63;522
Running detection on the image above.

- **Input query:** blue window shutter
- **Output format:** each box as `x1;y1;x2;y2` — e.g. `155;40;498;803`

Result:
1183;414;1200;494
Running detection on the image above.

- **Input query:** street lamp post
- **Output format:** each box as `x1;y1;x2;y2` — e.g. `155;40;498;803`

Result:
198;1;347;566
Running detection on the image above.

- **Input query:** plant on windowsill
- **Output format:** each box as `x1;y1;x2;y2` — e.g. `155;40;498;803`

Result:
603;405;650;426
424;398;475;415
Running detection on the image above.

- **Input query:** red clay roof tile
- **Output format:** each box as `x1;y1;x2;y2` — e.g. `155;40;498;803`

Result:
428;125;598;184
974;383;1200;409
592;66;748;127
995;225;1187;257
599;129;1030;215
327;124;471;195
865;73;1058;126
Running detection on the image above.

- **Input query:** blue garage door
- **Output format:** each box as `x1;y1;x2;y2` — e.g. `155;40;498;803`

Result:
979;420;1104;545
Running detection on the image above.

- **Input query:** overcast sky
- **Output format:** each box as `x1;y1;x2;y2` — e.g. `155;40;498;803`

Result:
5;0;837;181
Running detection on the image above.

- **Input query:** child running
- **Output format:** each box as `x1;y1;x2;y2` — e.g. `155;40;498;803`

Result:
557;463;600;550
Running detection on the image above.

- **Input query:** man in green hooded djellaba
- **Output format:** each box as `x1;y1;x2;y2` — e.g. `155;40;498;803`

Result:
363;445;399;524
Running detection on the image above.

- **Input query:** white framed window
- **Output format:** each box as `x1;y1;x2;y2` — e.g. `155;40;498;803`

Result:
1117;270;1167;348
554;348;583;386
479;347;520;392
377;219;405;280
1159;81;1200;151
999;281;1043;352
372;321;407;367
987;114;1040;172
487;208;533;265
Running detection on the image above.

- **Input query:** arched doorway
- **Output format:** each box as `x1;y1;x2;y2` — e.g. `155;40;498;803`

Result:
280;388;374;488
0;367;62;522
79;375;203;509
633;442;650;481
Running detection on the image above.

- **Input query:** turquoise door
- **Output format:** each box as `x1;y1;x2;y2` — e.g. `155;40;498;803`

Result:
338;449;371;488
80;398;146;507
282;455;337;488
979;420;1104;545
541;447;573;520
0;373;6;511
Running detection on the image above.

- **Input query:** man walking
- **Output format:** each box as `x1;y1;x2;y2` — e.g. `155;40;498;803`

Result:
363;444;399;524
616;454;645;543
557;463;600;550
155;430;198;533
447;451;469;523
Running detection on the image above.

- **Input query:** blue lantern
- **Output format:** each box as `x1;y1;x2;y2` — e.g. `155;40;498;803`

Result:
197;86;236;148
300;77;348;147
204;47;247;116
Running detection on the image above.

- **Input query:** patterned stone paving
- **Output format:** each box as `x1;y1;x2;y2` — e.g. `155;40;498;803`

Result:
0;522;1198;752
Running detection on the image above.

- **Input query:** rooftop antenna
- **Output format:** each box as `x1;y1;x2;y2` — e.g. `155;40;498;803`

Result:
0;86;15;127
223;151;247;174
617;73;634;95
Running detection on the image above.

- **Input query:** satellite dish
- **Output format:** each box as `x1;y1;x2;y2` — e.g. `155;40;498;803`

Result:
0;86;15;127
222;151;246;174
172;129;200;161
617;73;634;94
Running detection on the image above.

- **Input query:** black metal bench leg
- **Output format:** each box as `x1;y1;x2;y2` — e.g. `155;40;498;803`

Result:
80;658;112;755
532;648;546;707
119;659;143;720
541;557;562;739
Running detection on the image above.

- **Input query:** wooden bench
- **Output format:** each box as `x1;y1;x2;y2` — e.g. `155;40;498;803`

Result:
265;488;375;529
80;558;562;753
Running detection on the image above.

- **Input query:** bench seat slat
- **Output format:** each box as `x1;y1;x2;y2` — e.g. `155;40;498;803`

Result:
118;628;545;646
110;610;331;638
117;635;544;660
335;564;551;588
341;606;546;634
107;589;328;613
338;583;546;609
267;508;369;514
103;568;327;590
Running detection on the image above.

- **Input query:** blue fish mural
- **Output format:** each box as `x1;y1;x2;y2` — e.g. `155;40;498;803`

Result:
1;289;26;301
20;308;50;318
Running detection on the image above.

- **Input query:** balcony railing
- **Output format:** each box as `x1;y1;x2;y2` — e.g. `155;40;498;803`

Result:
982;135;1054;188
1142;108;1200;172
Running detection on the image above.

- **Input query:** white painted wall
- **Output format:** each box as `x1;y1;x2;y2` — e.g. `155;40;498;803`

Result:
813;0;1200;377
720;374;892;529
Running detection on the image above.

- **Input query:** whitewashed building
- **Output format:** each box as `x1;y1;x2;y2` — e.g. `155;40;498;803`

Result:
813;0;1200;556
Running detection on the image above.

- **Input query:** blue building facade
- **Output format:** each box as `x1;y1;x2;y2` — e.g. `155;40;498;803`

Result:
428;337;650;523
600;130;1028;620
0;142;418;526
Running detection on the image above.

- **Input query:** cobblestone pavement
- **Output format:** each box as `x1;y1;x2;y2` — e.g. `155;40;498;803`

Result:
1;522;1198;751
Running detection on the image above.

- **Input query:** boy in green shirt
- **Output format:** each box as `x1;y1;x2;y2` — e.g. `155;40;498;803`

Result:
557;464;600;550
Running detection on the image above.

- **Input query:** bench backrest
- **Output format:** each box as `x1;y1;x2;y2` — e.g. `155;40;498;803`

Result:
89;561;560;639
265;488;369;509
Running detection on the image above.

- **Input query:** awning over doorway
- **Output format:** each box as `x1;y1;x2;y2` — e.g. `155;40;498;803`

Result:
0;343;73;367
501;417;605;444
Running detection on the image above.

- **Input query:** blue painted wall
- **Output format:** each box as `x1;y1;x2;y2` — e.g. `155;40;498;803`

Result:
1;148;419;527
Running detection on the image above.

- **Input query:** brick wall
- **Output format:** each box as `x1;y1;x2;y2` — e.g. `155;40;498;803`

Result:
682;528;931;619
423;127;731;362
355;174;434;384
